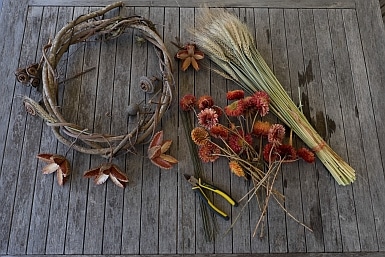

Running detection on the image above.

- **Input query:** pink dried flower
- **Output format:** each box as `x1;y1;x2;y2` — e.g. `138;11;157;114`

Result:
252;91;270;116
268;124;285;146
197;108;218;130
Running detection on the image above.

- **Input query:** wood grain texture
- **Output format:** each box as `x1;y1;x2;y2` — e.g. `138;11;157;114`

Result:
1;0;385;255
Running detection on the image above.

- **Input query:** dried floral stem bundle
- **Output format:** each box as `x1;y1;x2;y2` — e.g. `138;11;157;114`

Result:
33;2;174;159
193;9;355;185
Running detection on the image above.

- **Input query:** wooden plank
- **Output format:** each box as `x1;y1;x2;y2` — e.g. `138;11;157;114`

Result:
0;1;35;253
193;6;215;255
28;0;356;8
28;6;73;254
249;7;271;254
314;8;360;252
119;6;147;254
61;6;98;254
158;7;179;254
345;1;385;250
283;8;307;253
139;6;162;255
7;6;47;255
83;5;128;254
44;6;85;255
267;8;289;254
177;7;197;255
328;8;378;252
297;9;325;253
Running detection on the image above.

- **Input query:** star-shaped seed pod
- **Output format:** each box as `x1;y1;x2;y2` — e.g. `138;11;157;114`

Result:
148;130;178;169
37;153;71;186
84;163;129;188
176;43;204;71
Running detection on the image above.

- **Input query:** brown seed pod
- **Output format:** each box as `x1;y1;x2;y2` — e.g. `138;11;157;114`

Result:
15;69;30;84
26;63;40;77
139;76;156;93
30;77;41;88
127;103;140;116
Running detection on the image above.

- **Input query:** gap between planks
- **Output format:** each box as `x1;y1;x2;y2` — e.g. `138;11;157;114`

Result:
28;0;356;8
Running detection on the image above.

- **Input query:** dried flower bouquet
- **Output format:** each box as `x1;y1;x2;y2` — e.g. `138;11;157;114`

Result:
193;9;355;185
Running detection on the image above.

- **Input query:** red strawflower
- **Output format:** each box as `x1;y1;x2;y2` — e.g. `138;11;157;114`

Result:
198;141;221;162
297;147;316;163
263;143;279;163
228;130;253;154
268;124;285;146
180;94;196;111
226;90;245;100
210;124;228;139
252;91;270;117
197;108;218;130
197;95;214;110
277;144;297;160
224;100;243;117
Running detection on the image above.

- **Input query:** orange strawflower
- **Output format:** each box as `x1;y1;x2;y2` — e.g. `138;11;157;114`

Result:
252;121;271;136
229;160;245;177
191;127;210;145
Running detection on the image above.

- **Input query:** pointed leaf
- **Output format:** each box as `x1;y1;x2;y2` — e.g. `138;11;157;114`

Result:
182;57;192;71
191;58;200;71
94;173;109;185
176;50;189;59
56;169;65;186
110;165;129;182
37;153;54;163
148;145;161;160
151;157;173;169
110;175;126;188
42;163;59;174
160;140;172;153
149;131;164;148
84;167;102;178
193;51;205;60
160;154;178;164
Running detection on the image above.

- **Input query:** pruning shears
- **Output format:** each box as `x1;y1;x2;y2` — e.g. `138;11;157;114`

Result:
184;174;238;220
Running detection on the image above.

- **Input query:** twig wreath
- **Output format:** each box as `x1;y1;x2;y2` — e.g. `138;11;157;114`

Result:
22;2;174;161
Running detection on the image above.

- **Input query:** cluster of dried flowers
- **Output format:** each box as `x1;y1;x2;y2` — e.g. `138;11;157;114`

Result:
180;90;315;180
181;89;316;235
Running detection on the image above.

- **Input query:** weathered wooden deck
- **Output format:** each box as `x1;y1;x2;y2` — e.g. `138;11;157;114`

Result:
1;0;385;256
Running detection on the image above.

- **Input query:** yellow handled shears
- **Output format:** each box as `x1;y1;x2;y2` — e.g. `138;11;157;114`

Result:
184;174;238;220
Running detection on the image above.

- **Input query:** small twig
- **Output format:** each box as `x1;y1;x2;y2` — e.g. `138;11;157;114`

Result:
58;66;96;85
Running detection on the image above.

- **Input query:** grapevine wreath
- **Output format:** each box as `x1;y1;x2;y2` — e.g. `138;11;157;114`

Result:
18;2;175;186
